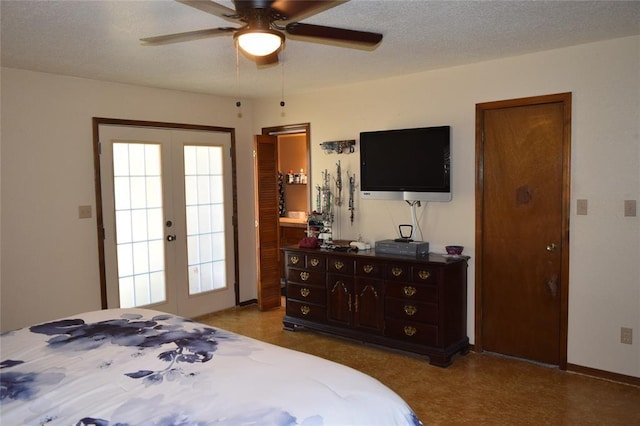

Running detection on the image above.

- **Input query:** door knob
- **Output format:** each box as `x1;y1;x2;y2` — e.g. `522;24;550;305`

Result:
166;234;177;242
546;243;558;252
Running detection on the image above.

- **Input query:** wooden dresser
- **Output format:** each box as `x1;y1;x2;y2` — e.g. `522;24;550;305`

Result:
282;246;469;367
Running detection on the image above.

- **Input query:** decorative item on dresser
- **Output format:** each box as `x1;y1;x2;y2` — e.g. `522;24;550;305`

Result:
282;246;469;367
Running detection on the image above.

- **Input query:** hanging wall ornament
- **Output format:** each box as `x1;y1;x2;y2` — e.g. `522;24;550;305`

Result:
348;172;357;225
334;160;343;207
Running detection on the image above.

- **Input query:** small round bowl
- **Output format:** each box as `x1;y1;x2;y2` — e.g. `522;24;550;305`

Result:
445;245;464;255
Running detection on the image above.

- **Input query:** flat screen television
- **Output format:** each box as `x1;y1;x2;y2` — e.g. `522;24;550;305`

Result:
359;125;451;202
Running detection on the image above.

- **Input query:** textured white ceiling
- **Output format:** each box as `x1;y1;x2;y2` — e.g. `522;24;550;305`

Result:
2;1;639;99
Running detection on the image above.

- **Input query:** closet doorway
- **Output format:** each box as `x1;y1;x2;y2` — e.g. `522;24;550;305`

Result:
255;123;311;310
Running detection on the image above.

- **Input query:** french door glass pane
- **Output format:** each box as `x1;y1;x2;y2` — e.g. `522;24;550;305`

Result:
112;142;166;308
184;145;226;295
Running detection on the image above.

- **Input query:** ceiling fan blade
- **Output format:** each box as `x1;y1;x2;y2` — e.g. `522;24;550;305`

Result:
141;27;236;46
176;0;240;22
270;0;346;22
285;22;382;46
255;51;279;66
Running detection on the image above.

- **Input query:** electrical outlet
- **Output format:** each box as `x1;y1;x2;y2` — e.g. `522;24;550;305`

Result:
621;327;633;345
576;199;588;215
624;200;636;217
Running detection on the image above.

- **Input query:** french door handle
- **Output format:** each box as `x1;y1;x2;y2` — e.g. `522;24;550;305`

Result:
166;234;177;242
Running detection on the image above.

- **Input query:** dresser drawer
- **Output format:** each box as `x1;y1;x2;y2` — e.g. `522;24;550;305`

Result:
385;318;438;346
286;299;326;322
286;252;305;268
386;262;411;281
286;252;326;269
306;254;326;271
385;282;438;303
286;252;325;270
385;298;438;324
355;259;384;278
411;265;437;284
286;268;324;285
287;282;326;305
327;256;354;275
386;262;439;284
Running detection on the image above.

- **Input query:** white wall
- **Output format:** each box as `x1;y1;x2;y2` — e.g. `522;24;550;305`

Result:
0;69;259;331
253;36;640;377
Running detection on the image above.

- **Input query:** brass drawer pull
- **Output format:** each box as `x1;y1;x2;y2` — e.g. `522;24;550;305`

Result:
334;260;344;270
300;288;310;297
363;264;374;274
403;326;417;336
291;255;300;265
391;267;403;277
418;270;431;280
403;305;417;316
403;286;417;297
310;258;319;267
301;305;310;315
300;271;310;281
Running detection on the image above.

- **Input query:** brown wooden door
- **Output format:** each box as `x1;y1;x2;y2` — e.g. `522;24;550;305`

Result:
257;123;311;310
476;93;571;367
254;135;281;310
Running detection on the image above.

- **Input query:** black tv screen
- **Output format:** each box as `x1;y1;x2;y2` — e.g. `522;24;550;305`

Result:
360;126;451;201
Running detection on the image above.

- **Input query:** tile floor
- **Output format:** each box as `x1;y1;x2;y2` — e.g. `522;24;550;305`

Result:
197;303;640;425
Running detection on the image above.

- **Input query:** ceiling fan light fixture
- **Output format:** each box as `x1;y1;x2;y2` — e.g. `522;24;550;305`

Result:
235;29;284;57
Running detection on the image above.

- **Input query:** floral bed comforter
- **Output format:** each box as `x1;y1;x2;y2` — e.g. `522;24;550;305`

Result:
1;308;421;425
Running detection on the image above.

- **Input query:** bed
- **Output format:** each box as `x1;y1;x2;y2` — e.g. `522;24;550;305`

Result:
1;308;422;425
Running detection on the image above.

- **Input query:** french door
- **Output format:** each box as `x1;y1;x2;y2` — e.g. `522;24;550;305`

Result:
97;123;236;318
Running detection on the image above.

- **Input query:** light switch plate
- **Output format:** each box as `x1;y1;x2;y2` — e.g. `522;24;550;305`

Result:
78;205;92;219
624;200;636;217
576;199;588;215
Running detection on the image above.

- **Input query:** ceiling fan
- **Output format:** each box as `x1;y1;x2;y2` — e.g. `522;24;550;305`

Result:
141;0;383;65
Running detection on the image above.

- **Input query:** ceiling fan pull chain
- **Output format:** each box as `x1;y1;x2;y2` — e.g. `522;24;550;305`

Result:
235;43;242;117
280;52;286;111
